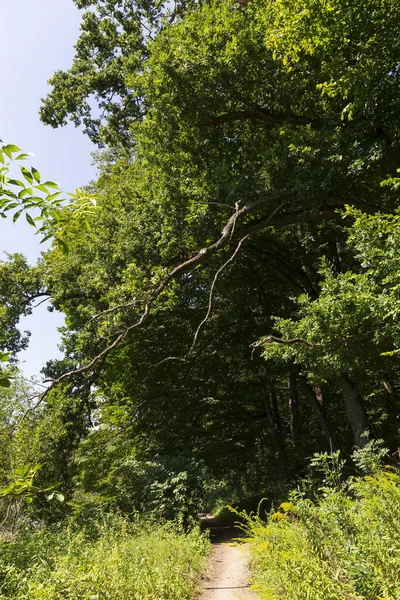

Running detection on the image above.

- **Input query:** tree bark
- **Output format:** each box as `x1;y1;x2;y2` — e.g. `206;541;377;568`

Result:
288;373;301;448
264;390;286;456
297;374;338;452
336;375;370;448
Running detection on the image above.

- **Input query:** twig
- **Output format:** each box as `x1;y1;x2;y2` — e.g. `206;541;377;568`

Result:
49;303;150;384
32;297;50;309
87;298;144;324
151;355;187;368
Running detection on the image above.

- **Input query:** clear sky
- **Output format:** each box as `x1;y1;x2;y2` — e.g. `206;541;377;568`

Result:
0;1;96;377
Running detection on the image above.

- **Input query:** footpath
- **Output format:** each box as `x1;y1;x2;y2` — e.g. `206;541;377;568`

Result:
199;515;259;600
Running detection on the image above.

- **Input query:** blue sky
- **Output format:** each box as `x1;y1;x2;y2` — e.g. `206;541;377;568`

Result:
0;1;96;376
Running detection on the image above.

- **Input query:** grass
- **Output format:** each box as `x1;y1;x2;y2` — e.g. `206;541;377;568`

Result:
0;515;210;599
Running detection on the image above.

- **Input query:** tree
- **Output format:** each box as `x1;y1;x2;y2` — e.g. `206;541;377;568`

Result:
257;209;400;447
7;0;399;508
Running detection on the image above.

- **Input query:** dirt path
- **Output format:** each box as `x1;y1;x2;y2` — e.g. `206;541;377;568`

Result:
199;516;258;600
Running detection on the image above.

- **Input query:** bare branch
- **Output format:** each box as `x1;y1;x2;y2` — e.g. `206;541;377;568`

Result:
51;303;150;385
189;197;291;352
151;355;187;368
189;234;250;353
32;297;51;309
251;333;370;350
7;392;49;436
152;190;297;300
17;376;48;390
8;305;150;434
251;335;320;349
88;298;144;324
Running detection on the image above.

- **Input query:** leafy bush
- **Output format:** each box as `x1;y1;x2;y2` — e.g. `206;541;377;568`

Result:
241;451;400;600
0;515;210;599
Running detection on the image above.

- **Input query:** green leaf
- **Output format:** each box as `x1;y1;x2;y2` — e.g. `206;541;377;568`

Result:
7;179;25;187
46;192;62;202
31;167;40;183
4;202;20;211
34;184;49;194
18;188;33;198
3;144;21;153
0;377;11;388
15;153;34;161
0;483;16;496
21;166;34;184
39;233;54;244
25;213;36;227
56;238;69;255
42;181;60;189
13;209;22;223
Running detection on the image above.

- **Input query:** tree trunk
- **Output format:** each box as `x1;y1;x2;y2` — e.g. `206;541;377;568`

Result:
297;375;338;452
288;373;301;448
264;390;286;455
315;386;324;407
336;375;370;448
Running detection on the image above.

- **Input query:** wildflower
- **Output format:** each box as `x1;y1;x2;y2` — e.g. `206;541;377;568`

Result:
279;502;294;513
271;512;285;521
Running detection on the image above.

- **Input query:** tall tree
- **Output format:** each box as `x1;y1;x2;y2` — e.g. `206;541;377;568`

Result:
12;0;399;506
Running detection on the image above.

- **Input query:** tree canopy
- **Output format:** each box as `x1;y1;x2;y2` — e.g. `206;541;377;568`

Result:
1;0;400;518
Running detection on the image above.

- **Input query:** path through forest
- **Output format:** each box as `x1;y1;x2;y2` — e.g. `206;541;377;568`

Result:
199;515;258;600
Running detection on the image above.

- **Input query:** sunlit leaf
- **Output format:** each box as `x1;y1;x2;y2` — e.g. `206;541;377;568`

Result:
25;212;36;227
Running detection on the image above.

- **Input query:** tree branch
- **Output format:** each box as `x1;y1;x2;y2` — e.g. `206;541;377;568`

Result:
251;335;320;349
189;233;250;353
250;333;370;350
9;190;386;430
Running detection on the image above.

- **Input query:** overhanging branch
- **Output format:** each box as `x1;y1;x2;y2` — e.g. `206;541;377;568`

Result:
10;190;385;430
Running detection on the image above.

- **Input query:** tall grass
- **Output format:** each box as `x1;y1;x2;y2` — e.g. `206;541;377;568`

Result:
0;515;210;599
242;460;400;599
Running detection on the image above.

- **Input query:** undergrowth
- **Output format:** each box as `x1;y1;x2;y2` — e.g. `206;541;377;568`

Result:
240;444;400;600
0;514;210;599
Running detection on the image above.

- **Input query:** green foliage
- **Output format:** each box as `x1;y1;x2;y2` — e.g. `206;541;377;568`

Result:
243;456;400;600
0;141;98;258
0;515;209;599
0;463;64;534
0;254;46;356
352;437;390;476
10;0;400;543
0;353;11;390
0;142;63;232
0;464;43;502
75;430;207;526
307;450;345;492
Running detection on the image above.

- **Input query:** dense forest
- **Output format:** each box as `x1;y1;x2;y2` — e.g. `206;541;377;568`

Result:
1;0;400;598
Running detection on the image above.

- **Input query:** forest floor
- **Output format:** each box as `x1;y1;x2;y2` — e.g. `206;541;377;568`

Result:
199;515;259;600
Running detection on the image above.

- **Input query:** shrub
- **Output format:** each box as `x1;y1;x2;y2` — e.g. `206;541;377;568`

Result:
242;451;400;600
